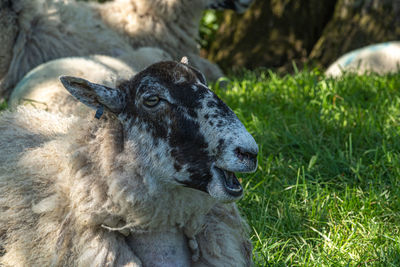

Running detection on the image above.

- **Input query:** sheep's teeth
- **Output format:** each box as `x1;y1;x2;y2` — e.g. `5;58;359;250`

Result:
223;171;243;193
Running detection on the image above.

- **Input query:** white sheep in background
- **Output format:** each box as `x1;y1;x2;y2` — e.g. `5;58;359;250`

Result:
91;0;255;81
0;0;254;99
325;41;400;77
0;60;258;266
9;50;171;115
0;0;143;98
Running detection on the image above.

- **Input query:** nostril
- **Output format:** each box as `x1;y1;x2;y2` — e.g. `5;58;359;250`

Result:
235;147;258;162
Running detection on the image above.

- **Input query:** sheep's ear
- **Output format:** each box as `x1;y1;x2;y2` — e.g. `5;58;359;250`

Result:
60;76;125;115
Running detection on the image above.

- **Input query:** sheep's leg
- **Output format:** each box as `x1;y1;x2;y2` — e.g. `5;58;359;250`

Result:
75;228;143;267
194;203;253;267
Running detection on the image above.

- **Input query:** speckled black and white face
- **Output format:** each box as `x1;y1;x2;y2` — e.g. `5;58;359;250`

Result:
206;0;254;13
61;61;258;202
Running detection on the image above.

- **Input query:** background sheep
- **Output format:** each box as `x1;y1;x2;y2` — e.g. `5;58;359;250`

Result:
9;50;170;115
91;0;255;81
0;0;254;99
0;60;258;266
325;41;400;77
0;0;141;99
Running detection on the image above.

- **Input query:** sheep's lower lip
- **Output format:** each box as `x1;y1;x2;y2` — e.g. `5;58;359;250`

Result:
214;167;243;197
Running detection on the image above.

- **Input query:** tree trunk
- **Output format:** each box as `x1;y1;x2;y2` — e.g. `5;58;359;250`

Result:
208;0;400;71
0;0;18;88
310;0;400;67
208;0;337;71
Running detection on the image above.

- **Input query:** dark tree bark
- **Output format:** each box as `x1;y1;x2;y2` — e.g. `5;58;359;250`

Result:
208;0;400;72
310;0;400;67
208;0;337;71
0;0;18;86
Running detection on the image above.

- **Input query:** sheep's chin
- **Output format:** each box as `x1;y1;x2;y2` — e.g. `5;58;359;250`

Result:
207;166;243;202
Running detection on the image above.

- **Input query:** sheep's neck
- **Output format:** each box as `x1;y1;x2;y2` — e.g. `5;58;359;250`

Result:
69;120;216;236
126;229;191;267
113;175;217;235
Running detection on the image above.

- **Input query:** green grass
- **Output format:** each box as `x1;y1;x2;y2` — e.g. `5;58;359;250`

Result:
0;100;7;111
212;70;400;266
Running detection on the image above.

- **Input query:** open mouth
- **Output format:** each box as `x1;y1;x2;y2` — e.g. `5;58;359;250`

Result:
214;166;243;197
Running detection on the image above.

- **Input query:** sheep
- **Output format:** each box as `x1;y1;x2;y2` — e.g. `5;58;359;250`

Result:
0;0;254;99
0;0;141;99
0;60;258;266
90;0;255;81
325;41;400;77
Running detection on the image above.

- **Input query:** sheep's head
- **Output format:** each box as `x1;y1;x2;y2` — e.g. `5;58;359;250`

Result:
206;0;254;13
60;60;258;202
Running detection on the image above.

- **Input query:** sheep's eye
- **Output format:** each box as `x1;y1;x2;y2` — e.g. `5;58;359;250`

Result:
144;96;160;107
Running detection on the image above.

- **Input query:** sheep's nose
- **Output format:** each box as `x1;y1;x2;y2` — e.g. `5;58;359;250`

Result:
234;146;258;164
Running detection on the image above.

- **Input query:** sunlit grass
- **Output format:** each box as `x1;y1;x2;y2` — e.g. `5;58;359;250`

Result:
213;70;400;266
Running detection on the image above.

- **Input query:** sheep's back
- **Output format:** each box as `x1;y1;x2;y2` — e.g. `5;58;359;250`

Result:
10;56;133;115
0;107;77;266
9;53;170;116
0;107;75;212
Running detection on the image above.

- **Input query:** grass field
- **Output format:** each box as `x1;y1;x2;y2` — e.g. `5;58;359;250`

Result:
1;70;400;266
212;70;400;266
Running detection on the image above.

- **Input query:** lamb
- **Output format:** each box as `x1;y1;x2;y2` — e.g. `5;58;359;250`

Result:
0;60;258;266
0;0;254;99
325;41;400;77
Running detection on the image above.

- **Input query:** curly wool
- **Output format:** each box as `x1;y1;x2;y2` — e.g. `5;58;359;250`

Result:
0;0;227;99
0;106;252;266
0;0;154;98
91;0;224;81
2;59;257;266
325;41;400;77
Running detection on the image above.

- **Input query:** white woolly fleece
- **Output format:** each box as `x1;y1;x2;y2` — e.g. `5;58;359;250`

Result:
0;107;252;266
1;0;229;97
